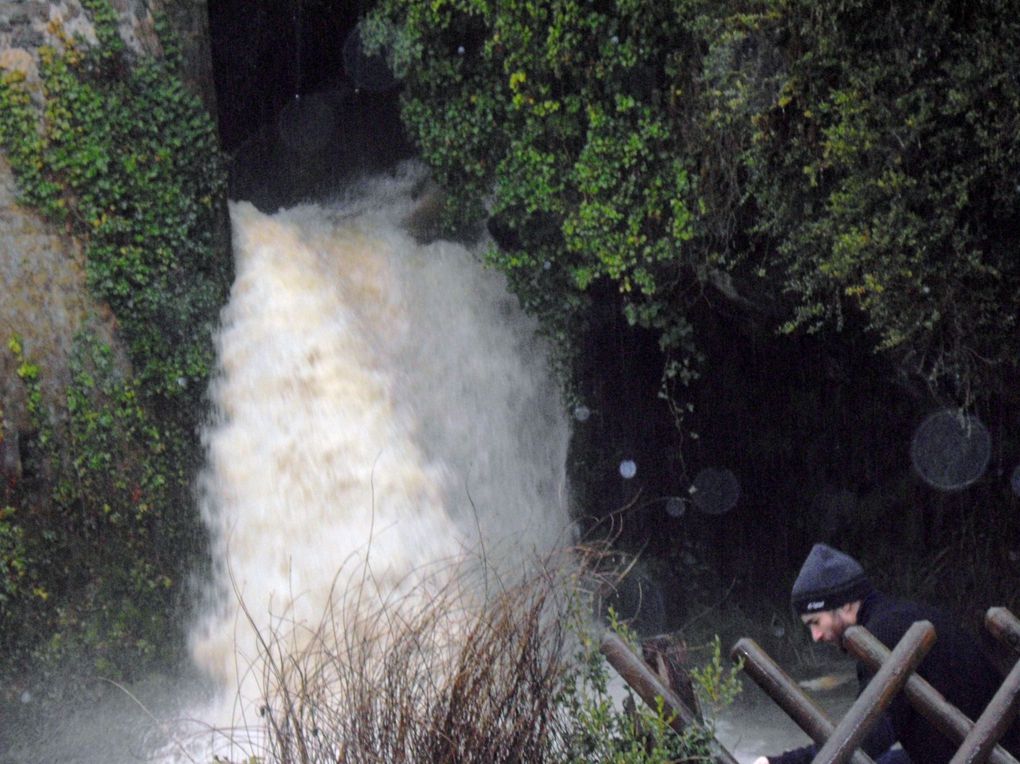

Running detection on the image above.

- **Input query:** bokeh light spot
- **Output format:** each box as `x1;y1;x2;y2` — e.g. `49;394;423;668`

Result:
909;409;991;491
665;496;686;518
689;467;740;515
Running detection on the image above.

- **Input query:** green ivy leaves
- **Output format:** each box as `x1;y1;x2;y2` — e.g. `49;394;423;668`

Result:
0;2;229;410
0;0;227;688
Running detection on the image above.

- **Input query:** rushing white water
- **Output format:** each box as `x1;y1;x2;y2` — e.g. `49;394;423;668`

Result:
175;165;572;756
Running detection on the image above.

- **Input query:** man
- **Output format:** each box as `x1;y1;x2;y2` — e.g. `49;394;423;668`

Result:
753;543;1020;764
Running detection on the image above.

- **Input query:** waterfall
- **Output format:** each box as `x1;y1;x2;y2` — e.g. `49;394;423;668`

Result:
177;164;572;756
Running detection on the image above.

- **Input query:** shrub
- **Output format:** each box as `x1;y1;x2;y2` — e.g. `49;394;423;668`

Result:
184;548;738;763
367;0;1020;409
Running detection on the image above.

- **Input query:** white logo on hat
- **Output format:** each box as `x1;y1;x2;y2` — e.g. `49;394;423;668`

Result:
806;600;825;611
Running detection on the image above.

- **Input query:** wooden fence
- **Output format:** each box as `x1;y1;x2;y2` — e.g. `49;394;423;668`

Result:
601;606;1020;764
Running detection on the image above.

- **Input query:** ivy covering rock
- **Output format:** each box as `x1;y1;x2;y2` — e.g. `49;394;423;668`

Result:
0;0;229;694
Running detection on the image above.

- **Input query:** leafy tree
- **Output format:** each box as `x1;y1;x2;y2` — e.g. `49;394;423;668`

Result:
365;0;715;411
745;0;1020;406
368;0;1020;410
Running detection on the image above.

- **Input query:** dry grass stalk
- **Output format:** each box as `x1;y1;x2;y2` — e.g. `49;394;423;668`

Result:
205;546;613;764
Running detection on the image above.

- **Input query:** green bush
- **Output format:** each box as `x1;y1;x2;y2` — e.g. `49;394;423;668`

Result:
744;0;1020;403
368;0;1020;408
364;0;709;405
4;332;197;684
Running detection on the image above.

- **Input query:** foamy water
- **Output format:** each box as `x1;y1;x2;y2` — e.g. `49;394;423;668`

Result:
169;166;572;757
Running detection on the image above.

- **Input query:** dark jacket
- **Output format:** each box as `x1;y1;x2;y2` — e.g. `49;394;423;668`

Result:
769;591;1020;764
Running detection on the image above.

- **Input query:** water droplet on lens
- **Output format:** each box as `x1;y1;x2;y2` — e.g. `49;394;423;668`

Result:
619;460;637;479
573;405;590;422
690;467;740;514
665;496;685;517
910;409;991;491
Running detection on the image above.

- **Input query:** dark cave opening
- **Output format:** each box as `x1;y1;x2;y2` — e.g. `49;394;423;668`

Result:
206;0;413;207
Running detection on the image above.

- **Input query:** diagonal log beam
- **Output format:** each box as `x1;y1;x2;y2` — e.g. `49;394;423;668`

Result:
600;630;740;764
845;624;1019;764
948;609;1020;764
949;655;1020;764
812;621;935;764
987;608;1020;659
730;637;874;764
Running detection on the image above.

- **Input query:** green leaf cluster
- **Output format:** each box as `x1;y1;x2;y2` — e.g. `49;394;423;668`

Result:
746;0;1020;403
3;331;197;687
0;1;227;695
368;0;709;404
371;0;1020;407
0;0;230;414
558;607;737;763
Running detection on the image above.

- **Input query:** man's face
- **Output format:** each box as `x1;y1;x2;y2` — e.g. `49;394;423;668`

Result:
800;607;852;645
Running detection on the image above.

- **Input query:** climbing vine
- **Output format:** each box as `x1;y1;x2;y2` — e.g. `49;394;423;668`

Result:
0;0;229;412
3;332;195;683
0;0;228;691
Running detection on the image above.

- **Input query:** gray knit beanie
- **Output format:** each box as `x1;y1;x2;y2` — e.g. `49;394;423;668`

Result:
791;543;873;614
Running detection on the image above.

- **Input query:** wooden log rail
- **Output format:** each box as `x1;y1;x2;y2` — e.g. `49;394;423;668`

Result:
730;607;1020;764
950;609;1020;764
730;637;874;764
845;625;1020;764
815;621;935;764
599;630;740;764
988;608;1020;659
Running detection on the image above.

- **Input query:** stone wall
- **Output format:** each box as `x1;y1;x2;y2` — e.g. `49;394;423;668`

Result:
0;1;216;107
0;155;96;437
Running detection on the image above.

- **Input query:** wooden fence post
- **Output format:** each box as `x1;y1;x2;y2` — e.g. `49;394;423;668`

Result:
599;630;740;764
730;637;874;764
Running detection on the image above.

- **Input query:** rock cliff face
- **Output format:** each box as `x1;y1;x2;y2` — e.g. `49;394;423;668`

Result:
0;0;217;463
0;156;96;437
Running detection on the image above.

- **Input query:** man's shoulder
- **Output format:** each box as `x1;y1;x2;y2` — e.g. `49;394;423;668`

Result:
860;593;942;641
862;592;982;657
